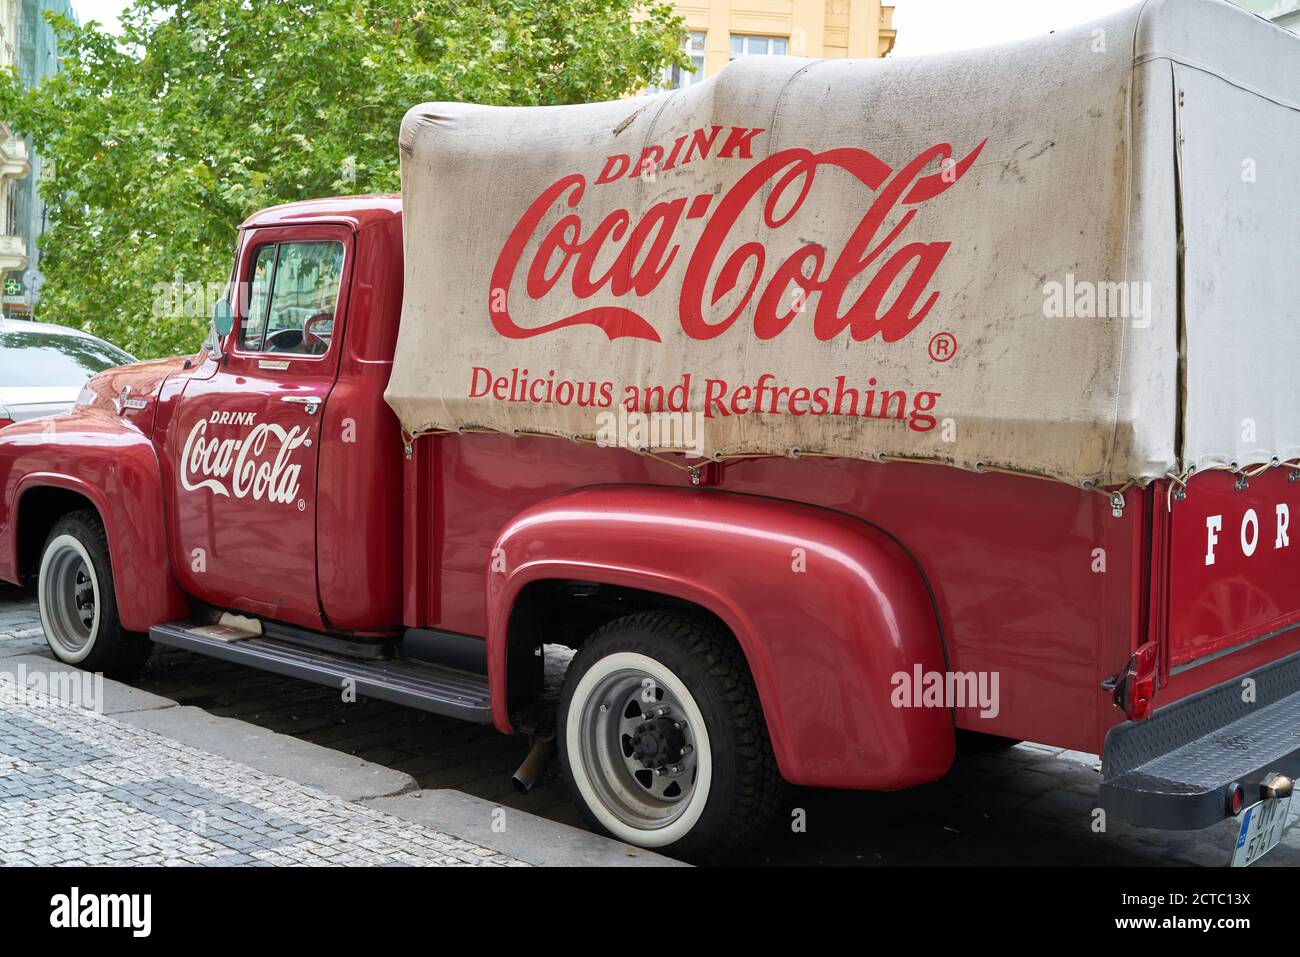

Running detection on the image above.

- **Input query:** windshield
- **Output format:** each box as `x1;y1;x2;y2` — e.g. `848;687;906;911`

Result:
0;328;135;387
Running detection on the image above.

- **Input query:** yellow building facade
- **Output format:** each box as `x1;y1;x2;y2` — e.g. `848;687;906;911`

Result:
661;0;896;90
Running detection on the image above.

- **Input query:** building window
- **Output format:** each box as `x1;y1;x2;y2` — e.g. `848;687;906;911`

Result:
4;179;16;237
656;31;706;92
729;34;789;59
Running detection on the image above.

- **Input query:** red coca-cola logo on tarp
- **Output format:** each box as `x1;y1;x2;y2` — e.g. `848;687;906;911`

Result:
489;126;986;345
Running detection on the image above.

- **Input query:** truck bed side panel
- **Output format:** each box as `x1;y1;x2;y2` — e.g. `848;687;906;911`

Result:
414;433;1144;754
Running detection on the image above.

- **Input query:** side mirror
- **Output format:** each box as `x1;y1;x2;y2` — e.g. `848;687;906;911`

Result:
213;298;234;337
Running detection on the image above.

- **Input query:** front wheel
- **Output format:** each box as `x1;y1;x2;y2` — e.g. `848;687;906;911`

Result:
38;510;151;679
557;612;782;863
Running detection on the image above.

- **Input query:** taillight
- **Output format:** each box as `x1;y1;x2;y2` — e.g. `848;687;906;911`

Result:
1111;641;1158;721
0;413;13;430
1227;782;1245;816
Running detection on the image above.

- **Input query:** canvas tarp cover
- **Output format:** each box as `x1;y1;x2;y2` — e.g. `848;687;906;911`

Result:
385;0;1300;488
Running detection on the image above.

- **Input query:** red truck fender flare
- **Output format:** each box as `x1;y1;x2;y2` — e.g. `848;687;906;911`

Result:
0;411;188;632
486;484;954;790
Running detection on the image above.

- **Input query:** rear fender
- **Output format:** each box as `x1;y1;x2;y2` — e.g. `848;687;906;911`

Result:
487;485;953;790
0;408;187;631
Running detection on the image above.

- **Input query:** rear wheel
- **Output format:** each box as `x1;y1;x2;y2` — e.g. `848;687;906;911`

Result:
557;612;782;863
38;510;151;679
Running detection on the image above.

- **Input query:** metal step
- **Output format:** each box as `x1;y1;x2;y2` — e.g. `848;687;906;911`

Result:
1100;648;1300;829
149;621;492;723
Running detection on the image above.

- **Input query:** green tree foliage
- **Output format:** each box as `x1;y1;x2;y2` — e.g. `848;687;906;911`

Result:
0;0;687;357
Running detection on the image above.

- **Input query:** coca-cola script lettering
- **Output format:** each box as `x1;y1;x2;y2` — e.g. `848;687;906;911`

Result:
181;413;309;505
489;127;987;344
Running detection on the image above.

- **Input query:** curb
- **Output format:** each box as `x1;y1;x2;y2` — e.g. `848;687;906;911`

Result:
367;790;687;867
120;704;420;803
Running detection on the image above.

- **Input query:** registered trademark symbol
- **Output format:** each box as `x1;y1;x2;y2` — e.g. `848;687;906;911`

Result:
297;499;306;511
929;332;958;363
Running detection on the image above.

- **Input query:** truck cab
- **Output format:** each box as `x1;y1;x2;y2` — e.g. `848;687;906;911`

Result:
161;197;406;637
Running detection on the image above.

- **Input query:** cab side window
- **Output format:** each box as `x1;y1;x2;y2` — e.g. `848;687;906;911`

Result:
239;244;276;352
239;241;345;356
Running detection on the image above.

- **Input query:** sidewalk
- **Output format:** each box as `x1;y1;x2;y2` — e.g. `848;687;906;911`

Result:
0;595;679;867
0;678;523;866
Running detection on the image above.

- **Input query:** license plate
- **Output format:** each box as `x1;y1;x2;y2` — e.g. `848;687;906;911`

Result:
1229;795;1292;867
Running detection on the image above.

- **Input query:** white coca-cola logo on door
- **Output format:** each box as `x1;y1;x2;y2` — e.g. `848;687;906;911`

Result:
181;411;309;504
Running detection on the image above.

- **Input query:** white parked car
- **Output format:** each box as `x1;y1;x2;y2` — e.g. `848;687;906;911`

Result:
0;319;135;428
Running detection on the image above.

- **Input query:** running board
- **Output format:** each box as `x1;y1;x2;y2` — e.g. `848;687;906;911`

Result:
149;621;492;723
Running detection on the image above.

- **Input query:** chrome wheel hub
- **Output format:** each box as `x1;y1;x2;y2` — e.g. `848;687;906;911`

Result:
40;538;98;656
578;670;701;830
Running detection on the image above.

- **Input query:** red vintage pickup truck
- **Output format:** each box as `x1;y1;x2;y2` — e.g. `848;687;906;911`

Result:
2;0;1298;863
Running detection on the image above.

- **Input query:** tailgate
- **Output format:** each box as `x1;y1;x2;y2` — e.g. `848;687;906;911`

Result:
1161;467;1300;677
1098;468;1300;830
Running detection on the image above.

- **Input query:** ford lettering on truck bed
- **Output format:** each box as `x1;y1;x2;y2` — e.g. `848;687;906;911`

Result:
1;0;1298;864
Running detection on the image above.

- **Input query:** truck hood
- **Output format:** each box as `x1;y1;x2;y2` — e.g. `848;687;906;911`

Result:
81;355;193;436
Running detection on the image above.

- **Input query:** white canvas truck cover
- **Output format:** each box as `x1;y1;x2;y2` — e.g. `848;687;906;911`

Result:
386;0;1300;488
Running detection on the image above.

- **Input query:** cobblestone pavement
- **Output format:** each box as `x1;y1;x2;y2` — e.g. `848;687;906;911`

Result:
0;591;525;867
3;585;1298;866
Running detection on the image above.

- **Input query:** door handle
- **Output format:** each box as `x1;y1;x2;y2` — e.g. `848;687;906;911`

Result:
281;395;322;416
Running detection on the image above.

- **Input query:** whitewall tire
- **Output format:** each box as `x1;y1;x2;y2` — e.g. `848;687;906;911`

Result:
37;510;151;679
557;612;783;863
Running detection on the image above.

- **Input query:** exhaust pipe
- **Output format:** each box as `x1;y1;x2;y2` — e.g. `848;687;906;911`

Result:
511;734;555;794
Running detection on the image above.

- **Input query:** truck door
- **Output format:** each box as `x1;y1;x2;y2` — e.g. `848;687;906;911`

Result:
169;224;352;630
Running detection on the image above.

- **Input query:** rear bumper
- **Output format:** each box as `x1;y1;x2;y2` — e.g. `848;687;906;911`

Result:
1100;649;1300;830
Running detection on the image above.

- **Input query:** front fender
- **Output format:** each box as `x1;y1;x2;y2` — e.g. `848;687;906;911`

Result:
487;485;954;790
0;407;188;631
